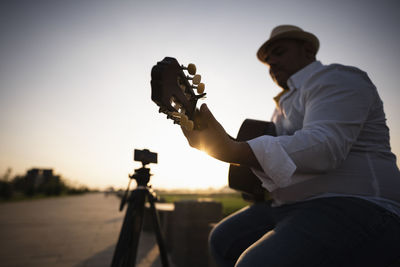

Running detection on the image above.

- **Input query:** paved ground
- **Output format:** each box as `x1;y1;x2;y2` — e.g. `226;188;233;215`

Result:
0;193;167;267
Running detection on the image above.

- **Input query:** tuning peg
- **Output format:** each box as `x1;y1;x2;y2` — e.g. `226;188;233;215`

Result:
158;107;167;114
194;83;205;94
178;114;194;131
169;112;179;118
188;74;201;85
182;63;196;75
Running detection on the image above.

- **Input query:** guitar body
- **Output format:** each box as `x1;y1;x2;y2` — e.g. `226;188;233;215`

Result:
228;119;276;202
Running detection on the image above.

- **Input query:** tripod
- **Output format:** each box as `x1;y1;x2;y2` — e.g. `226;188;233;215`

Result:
111;163;169;267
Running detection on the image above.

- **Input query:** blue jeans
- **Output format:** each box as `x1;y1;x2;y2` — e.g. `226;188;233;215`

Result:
209;197;400;267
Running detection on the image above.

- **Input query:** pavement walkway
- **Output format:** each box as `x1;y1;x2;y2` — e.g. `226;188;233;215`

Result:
0;193;166;267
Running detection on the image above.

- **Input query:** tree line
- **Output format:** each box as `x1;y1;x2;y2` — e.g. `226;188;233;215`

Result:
0;168;90;200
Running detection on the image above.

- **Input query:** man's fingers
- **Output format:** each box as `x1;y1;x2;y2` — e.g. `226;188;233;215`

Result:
181;124;199;148
181;124;189;137
200;104;217;126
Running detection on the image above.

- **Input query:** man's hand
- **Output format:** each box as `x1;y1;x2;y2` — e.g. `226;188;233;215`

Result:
181;104;235;162
181;104;260;168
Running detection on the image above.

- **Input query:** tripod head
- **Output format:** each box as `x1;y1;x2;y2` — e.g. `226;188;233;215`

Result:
120;149;158;211
131;149;158;186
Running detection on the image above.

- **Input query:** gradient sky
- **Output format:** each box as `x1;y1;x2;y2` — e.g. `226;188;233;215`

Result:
1;0;399;190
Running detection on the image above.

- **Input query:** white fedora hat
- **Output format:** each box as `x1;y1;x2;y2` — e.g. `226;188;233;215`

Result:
257;25;319;62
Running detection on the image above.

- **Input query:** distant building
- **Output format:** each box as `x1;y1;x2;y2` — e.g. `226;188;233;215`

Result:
25;168;60;188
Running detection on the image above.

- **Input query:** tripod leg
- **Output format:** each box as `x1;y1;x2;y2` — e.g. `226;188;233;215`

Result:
148;192;170;267
112;189;147;267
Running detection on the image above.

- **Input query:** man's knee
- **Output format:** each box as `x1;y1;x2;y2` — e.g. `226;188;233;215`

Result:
208;221;225;255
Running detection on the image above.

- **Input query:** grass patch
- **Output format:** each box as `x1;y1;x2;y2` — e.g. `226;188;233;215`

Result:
158;192;249;217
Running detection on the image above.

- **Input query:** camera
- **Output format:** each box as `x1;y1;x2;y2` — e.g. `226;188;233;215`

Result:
134;149;157;165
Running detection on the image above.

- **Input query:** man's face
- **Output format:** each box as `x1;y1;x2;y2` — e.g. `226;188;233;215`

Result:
263;39;309;89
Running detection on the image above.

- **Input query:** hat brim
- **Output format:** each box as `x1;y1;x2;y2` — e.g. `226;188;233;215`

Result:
257;31;319;63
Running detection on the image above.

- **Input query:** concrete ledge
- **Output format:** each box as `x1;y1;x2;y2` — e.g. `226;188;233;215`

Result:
143;199;222;267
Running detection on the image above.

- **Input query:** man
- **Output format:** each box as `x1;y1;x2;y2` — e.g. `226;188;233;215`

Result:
181;25;400;266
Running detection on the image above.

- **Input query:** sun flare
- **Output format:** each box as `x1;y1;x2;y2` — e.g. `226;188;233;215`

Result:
150;144;229;190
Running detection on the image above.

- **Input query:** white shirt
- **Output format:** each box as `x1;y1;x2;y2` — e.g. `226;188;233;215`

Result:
247;61;400;213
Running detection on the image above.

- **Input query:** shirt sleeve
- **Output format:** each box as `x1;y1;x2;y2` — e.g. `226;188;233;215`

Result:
247;136;297;191
247;66;376;190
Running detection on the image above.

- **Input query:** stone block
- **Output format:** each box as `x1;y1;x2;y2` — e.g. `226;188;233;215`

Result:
169;200;222;267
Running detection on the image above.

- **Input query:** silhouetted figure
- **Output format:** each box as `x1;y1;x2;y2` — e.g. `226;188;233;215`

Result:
181;25;400;266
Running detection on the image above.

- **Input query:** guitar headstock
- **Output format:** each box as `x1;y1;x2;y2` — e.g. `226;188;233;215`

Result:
151;57;206;130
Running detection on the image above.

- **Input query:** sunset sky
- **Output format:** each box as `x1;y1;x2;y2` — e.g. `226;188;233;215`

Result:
1;0;399;190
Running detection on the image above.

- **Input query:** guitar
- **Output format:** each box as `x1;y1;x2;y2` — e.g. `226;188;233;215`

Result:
228;119;276;202
151;57;275;201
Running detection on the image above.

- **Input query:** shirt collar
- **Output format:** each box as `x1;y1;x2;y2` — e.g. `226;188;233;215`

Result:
287;60;323;91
